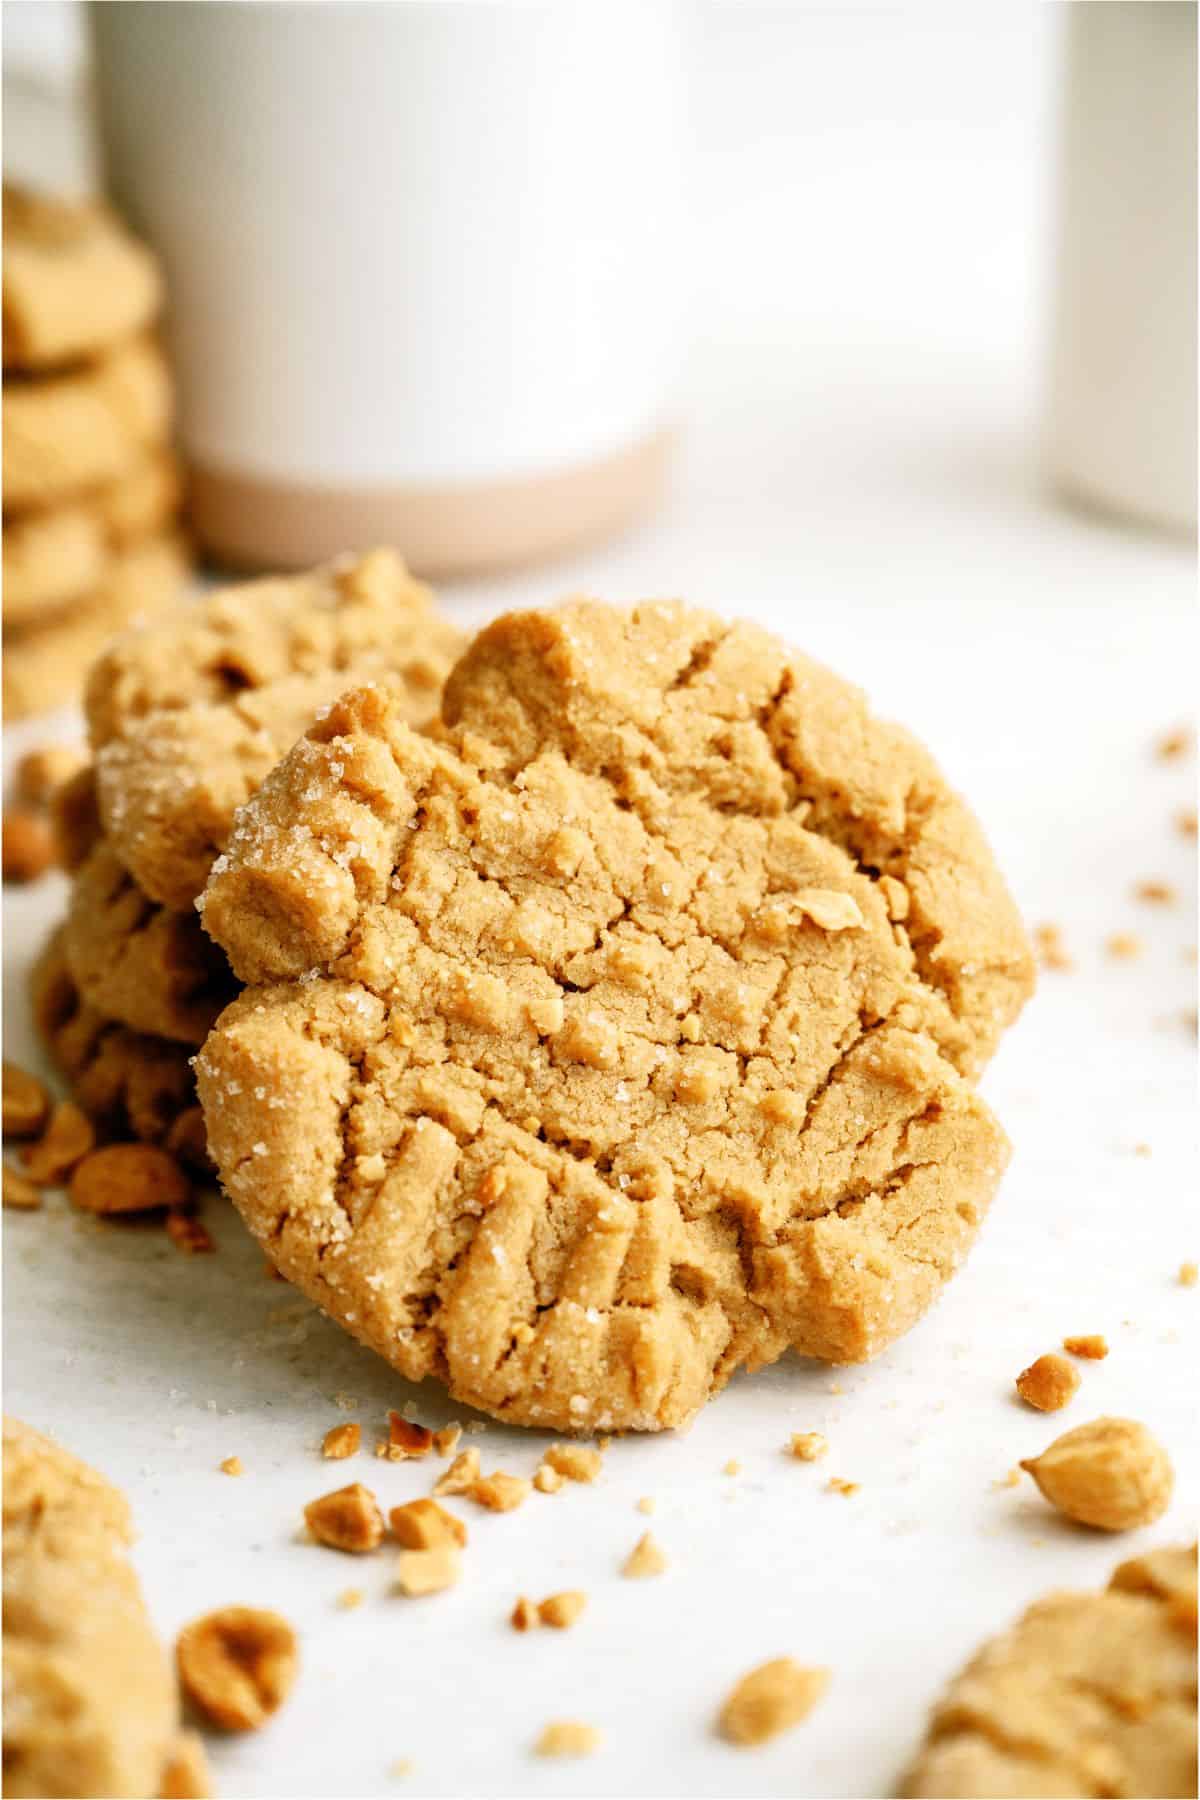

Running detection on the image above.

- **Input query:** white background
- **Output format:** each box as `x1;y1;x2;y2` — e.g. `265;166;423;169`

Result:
3;7;1197;1798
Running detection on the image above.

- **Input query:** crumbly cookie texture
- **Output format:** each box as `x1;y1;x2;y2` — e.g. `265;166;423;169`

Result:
901;1544;1197;1798
196;601;1028;1433
3;535;189;722
85;548;463;912
2;335;173;512
64;840;237;1046
2;1417;181;1799
2;186;163;373
32;929;207;1165
4;449;183;625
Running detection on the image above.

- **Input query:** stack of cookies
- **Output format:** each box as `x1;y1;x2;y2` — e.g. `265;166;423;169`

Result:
2;187;190;719
38;549;463;1162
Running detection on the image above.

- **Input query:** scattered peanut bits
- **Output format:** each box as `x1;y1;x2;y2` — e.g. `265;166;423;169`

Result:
1105;932;1143;961
1155;726;1192;760
219;1457;244;1478
389;1499;467;1550
1179;1262;1198;1288
3;1165;42;1210
534;1722;600;1759
166;1210;215;1255
2;1062;49;1139
69;1144;189;1215
395;1546;461;1596
789;1432;828;1462
718;1659;829;1746
1033;923;1072;971
433;1448;480;1496
15;742;87;808
21;1101;94;1185
1176;807;1197;839
469;1471;531;1513
176;1606;298;1732
533;1465;564;1495
514;1592;588;1630
323;1421;361;1460
380;1413;433;1460
541;1443;603;1483
826;1478;859;1497
1020;1416;1174;1532
622;1532;667;1578
2;808;55;882
304;1482;385;1553
1063;1334;1109;1360
1134;879;1176;905
432;1424;461;1458
1015;1353;1081;1413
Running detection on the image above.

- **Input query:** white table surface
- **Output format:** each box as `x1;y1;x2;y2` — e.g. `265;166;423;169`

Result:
4;10;1197;1798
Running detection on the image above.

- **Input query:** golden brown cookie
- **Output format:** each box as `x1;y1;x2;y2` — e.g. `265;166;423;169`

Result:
4;449;183;625
3;335;172;512
2;1416;181;1799
86;547;462;911
2;186;163;373
196;601;1032;1432
63;840;237;1046
32;929;206;1165
901;1544;1197;1798
3;534;189;721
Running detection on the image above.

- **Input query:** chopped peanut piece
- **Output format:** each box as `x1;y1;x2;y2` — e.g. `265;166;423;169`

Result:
166;1210;215;1254
22;1101;94;1185
1016;1353;1081;1413
1179;1262;1198;1288
722;1459;741;1476
793;888;863;931
470;1471;531;1513
3;1165;43;1210
395;1546;461;1596
386;1412;433;1458
996;1466;1023;1489
15;743;87;808
511;1596;539;1631
159;1732;211;1799
1063;1334;1109;1360
389;1498;467;1550
718;1659;829;1746
337;1588;364;1611
323;1422;361;1460
304;1482;385;1553
1105;932;1143;961
622;1532;667;1578
1176;807;1197;839
69;1143;188;1214
538;1591;587;1629
219;1456;244;1477
826;1478;859;1497
542;1443;602;1484
533;1465;564;1495
1156;727;1192;760
2;1062;49;1140
636;1495;656;1515
789;1432;828;1462
1021;1416;1174;1531
2;809;55;882
176;1607;297;1731
433;1448;480;1496
534;1722;600;1758
433;1424;462;1458
1134;879;1176;904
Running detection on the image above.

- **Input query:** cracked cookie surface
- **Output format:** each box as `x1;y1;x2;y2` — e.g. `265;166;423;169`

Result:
85;548;463;911
901;1544;1198;1797
3;1417;181;1799
197;601;1032;1432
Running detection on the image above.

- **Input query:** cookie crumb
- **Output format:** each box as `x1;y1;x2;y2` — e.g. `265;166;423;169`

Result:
511;1596;538;1631
722;1459;742;1476
1178;1262;1198;1288
538;1590;587;1629
219;1456;244;1477
718;1658;829;1746
3;1164;43;1210
2;1062;49;1140
176;1606;297;1731
533;1465;564;1495
323;1422;361;1460
789;1432;828;1462
1133;879;1176;905
469;1471;531;1512
304;1482;385;1553
22;1101;95;1185
1105;932;1143;961
1063;1334;1109;1360
69;1143;189;1215
1155;727;1192;760
1016;1353;1081;1413
433;1423;461;1458
433;1448;480;1496
389;1498;467;1550
395;1546;461;1596
1020;1416;1174;1531
2;808;55;883
1033;923;1072;972
534;1721;600;1758
336;1588;364;1611
636;1495;656;1515
826;1478;859;1497
542;1443;602;1484
622;1532;667;1578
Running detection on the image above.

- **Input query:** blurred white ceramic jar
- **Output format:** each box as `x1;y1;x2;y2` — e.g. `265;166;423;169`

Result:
91;1;686;575
1047;3;1196;537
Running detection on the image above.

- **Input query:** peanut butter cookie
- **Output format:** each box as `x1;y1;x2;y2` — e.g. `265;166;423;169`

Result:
3;1417;182;1799
2;186;162;373
901;1544;1197;1797
3;335;172;511
3;534;189;721
196;601;1032;1432
63;840;237;1046
85;548;463;911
